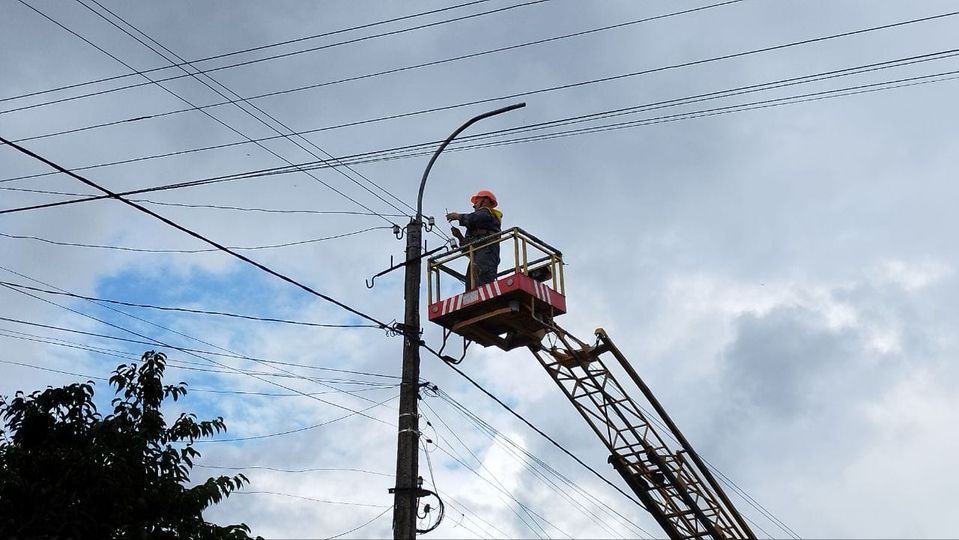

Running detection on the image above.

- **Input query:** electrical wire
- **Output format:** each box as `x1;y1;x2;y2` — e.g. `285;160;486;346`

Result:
9;0;745;146
0;0;550;115
0;266;400;388
0;0;499;104
422;400;637;539
5;46;956;206
196;465;392;476
427;428;564;539
0;311;398;381
19;0;409;233
0;277;399;429
436;390;651;537
0;356;394;398
0;328;398;391
0;280;382;329
6;63;955;224
5;8;956;165
133;201;410;217
195;393;399;443
424;395;647;539
231;491;389;509
421;342;649;512
417;435;445;534
7;60;955;222
0;136;394;332
0;226;392;253
76;0;423;229
324;507;392;540
439;495;501;539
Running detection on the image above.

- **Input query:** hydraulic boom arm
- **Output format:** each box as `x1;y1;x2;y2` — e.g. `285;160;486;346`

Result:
529;326;756;540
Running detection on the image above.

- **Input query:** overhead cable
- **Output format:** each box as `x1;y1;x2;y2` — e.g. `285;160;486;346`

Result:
196;465;392;476
5;63;956;219
0;226;392;253
324;507;393;540
195;393;399;443
6;40;956;191
0;0;546;113
10;0;745;145
0;0;499;104
0;270;401;426
6;7;956;154
76;0;422;227
421;342;649;512
422;399;640;539
0;356;395;398
230;491;389;509
19;0;408;230
0;280;383;329
132;201;410;217
0;135;394;331
0;311;399;380
0;325;398;389
429;392;652;538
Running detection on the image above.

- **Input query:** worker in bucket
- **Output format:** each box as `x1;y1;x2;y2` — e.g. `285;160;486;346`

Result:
446;190;503;289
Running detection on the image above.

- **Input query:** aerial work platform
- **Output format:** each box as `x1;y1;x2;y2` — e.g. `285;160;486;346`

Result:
426;227;756;540
427;227;566;350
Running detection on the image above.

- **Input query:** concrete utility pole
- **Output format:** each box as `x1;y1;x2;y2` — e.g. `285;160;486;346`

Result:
392;103;525;539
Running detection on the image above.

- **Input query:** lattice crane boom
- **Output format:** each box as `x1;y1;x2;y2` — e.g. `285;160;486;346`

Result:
530;325;755;540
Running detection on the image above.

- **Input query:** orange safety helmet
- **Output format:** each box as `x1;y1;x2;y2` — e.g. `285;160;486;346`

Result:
470;189;498;207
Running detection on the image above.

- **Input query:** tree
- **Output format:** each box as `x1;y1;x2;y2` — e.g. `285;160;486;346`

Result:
0;351;261;539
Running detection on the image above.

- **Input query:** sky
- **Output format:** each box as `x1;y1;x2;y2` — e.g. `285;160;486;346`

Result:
2;0;959;538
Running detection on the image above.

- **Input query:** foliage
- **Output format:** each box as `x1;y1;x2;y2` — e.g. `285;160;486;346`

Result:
0;351;261;539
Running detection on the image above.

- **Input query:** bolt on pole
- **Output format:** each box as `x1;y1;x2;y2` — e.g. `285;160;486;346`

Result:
392;103;526;539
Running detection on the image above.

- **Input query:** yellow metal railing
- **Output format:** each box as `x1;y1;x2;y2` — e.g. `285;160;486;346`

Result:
427;227;565;305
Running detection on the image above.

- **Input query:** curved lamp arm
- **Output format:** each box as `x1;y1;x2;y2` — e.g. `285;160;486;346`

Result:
415;102;526;221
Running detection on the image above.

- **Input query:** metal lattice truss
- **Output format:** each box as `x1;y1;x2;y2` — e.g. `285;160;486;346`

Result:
529;327;754;540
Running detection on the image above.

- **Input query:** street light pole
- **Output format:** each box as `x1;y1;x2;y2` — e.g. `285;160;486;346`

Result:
392;102;526;539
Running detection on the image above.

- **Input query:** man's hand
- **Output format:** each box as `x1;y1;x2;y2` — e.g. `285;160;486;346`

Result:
446;212;460;222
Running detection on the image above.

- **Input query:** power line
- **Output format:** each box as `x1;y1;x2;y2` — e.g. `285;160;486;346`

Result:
428;391;652;538
9;0;745;145
0;135;394;331
0;273;403;425
5;7;955;168
427;432;561;539
0;311;399;380
75;0;423;227
6;60;956;220
422;399;640;539
195;393;399;444
0;37;956;196
18;0;409;231
0;280;382;329
0;0;546;113
195;465;392;476
325;507;393;540
133;201;410;217
0;226;392;253
0;0;499;104
419;409;558;539
0;356;396;398
0;330;380;391
422;342;648;511
0;326;398;390
230;491;389;509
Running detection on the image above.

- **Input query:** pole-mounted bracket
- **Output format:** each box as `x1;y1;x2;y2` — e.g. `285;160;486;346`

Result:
365;243;449;289
389;487;433;498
